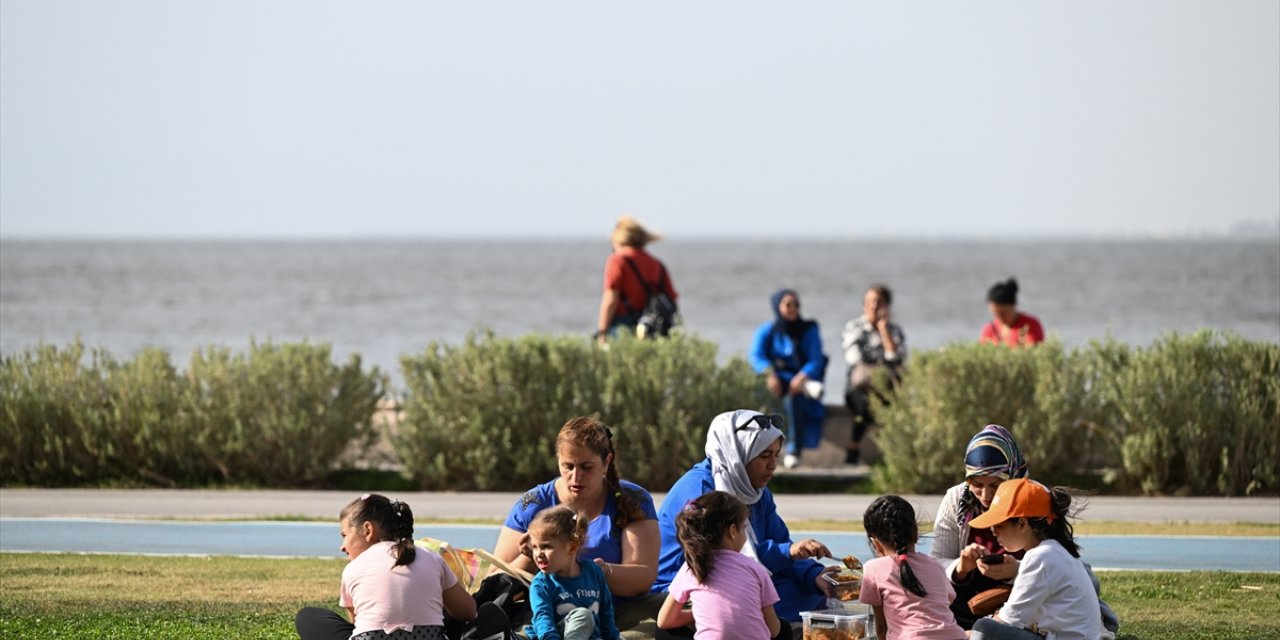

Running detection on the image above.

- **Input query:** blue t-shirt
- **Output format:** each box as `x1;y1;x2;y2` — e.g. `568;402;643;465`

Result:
527;559;619;640
504;478;658;566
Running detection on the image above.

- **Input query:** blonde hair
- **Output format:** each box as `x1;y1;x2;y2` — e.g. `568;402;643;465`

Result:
611;215;661;248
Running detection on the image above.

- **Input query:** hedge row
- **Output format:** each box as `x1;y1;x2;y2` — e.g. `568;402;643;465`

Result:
874;331;1280;496
0;341;385;486
3;331;1276;495
394;332;769;491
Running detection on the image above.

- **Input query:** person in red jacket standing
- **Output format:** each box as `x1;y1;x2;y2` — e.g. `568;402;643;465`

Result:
980;278;1044;347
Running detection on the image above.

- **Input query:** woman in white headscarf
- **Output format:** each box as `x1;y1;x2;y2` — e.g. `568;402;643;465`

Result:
651;409;838;625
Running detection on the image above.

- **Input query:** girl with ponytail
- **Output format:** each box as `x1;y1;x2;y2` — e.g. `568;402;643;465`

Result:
967;480;1104;640
859;496;965;640
657;491;782;640
295;494;477;640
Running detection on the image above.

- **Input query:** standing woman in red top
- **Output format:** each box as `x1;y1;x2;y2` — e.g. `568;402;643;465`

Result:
596;216;679;345
980;278;1045;347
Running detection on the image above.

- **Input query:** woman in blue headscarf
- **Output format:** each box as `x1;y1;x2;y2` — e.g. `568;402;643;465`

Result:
748;289;827;469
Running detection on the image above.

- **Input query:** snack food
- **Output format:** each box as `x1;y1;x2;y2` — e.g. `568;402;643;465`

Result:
841;554;863;572
823;571;862;601
803;619;866;640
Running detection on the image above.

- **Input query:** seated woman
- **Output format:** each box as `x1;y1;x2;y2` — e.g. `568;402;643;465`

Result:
930;425;1118;634
840;283;907;465
596;215;678;343
653;410;837;627
493;416;663;633
749;289;827;469
980;278;1044;347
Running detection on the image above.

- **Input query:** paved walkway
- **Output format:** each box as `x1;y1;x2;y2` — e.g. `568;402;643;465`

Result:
3;488;1277;524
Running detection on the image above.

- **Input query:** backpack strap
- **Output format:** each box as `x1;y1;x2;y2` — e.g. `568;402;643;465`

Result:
621;256;658;313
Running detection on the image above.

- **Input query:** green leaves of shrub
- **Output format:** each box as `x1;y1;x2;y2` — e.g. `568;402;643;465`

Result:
874;332;1279;496
395;332;768;491
0;340;385;487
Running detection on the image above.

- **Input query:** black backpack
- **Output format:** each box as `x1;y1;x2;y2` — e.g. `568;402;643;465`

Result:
622;256;678;338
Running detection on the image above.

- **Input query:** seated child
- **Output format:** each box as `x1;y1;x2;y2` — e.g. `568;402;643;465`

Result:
523;505;620;640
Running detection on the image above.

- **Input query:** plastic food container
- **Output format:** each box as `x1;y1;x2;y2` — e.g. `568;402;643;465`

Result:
800;609;874;640
821;571;863;602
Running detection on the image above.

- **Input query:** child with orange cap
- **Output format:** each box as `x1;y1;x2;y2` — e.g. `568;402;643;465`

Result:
966;479;1102;640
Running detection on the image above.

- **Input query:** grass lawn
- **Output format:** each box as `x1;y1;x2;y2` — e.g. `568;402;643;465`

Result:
1;553;1277;639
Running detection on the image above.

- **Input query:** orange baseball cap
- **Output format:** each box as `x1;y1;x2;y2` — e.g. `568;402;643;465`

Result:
968;478;1055;528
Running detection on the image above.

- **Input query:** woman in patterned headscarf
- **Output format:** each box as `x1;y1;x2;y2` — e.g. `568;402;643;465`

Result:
928;424;1029;628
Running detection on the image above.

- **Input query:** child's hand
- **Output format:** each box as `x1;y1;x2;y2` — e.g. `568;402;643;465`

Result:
957;543;985;577
790;538;831;560
979;554;1020;581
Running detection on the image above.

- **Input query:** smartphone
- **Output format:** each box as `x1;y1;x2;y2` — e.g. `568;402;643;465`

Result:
980;553;1005;564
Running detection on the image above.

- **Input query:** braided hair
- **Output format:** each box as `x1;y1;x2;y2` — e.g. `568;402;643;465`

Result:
862;495;927;598
556;416;646;530
340;493;417;567
676;491;749;583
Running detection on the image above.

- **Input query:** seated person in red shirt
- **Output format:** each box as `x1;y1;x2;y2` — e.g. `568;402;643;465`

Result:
980;278;1044;347
596;215;678;343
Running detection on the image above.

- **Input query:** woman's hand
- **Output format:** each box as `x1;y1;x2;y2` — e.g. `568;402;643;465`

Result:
766;371;783;398
790;538;831;561
978;554;1020;581
787;372;808;396
956;543;984;579
814;564;841;595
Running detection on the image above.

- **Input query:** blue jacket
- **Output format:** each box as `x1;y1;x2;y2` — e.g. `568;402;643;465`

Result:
749;320;826;383
652;459;826;622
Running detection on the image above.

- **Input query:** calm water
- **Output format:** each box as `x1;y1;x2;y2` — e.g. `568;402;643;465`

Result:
2;519;1276;572
2;239;1277;389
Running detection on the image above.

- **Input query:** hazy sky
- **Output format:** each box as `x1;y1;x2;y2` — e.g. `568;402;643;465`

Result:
2;1;1277;239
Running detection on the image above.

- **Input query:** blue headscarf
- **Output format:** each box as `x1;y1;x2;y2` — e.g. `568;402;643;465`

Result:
770;288;812;345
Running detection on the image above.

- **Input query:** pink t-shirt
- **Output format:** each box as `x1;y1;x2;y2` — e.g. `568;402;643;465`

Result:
668;550;780;640
858;552;965;640
340;541;458;635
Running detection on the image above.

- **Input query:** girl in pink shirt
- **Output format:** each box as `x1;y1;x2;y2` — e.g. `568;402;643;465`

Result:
295;494;477;640
657;491;782;640
860;496;966;640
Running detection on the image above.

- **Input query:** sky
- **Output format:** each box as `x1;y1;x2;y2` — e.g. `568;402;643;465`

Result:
1;1;1277;239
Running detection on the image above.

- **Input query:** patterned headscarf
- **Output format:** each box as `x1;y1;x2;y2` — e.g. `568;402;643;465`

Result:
958;424;1028;526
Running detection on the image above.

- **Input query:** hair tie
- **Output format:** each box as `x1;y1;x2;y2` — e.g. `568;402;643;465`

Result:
896;553;908;564
604;426;614;440
360;493;371;501
683;499;702;513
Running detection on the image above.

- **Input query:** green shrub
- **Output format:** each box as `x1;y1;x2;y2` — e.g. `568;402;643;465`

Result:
874;332;1279;496
1109;331;1279;496
0;340;385;487
395;332;768;491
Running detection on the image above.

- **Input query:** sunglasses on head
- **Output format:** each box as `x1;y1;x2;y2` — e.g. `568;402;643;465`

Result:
736;413;785;432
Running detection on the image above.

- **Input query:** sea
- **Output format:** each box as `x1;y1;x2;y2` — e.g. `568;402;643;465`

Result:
2;238;1277;391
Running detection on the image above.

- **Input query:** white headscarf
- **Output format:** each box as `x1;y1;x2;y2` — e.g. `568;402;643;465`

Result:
705;409;786;559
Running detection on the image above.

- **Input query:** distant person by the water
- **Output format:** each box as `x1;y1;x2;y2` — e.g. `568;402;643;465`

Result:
596;216;679;344
980;278;1044;347
748;289;828;469
841;283;906;466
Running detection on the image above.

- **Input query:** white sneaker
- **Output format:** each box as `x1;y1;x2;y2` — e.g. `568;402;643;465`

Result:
784;454;800;469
